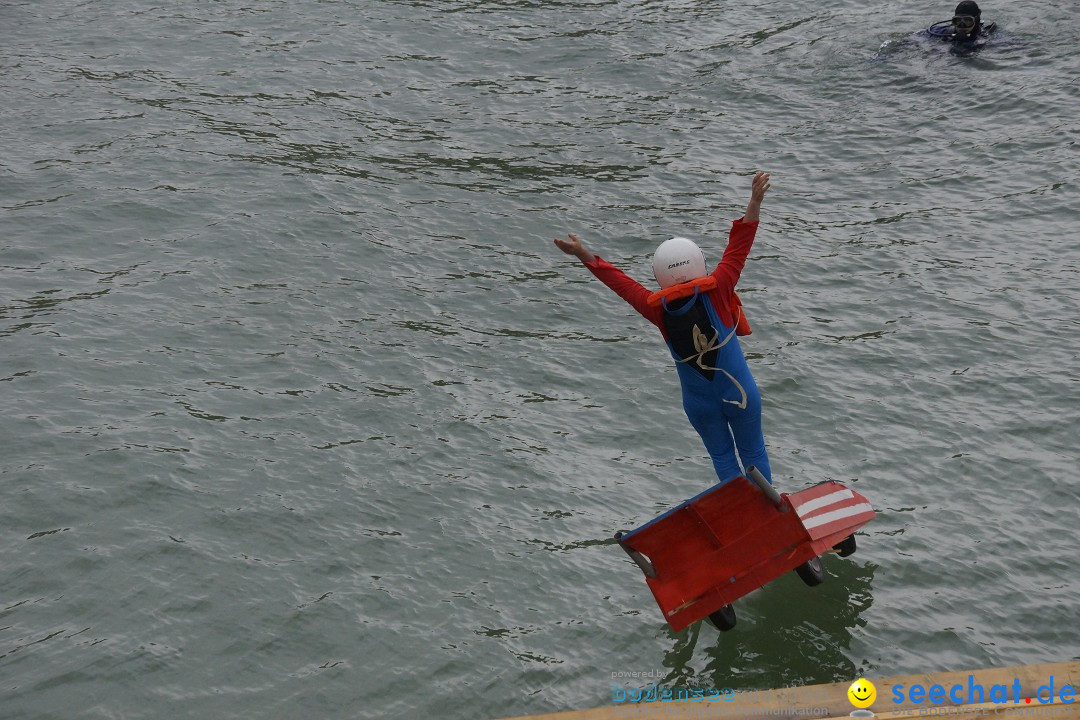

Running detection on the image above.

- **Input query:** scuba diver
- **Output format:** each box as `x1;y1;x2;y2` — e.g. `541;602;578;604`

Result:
875;0;999;58
923;1;997;51
553;172;774;486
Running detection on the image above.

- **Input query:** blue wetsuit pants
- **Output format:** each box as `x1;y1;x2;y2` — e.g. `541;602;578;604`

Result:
675;347;772;486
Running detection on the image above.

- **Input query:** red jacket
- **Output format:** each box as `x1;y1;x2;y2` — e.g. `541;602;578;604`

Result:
582;219;759;339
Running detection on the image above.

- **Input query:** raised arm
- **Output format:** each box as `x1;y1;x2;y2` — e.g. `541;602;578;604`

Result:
713;171;771;292
742;171;770;224
553;232;596;264
553;232;660;326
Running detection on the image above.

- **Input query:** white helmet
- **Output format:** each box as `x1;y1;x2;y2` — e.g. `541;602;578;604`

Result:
652;237;707;289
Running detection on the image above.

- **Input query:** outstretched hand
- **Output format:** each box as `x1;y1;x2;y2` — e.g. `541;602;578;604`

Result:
553;232;596;263
744;171;771;223
750;171;771;204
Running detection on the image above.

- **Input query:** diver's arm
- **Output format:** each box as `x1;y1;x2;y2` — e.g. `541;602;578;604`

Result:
712;172;770;291
585;259;660;325
555;233;658;324
712;220;758;292
742;171;770;224
553;232;596;264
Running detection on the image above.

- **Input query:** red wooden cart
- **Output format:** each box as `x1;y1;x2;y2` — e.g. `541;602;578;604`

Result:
614;467;875;632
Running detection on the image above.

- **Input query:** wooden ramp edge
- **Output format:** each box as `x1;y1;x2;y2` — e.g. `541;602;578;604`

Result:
496;660;1080;720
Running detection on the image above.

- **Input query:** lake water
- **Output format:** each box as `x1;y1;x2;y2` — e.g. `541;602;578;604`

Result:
2;1;1078;718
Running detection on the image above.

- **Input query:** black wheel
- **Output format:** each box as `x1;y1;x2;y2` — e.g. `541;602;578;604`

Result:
833;535;857;558
707;604;737;632
795;556;825;586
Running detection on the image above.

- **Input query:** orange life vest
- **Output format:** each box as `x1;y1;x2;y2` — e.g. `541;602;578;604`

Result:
646;277;752;336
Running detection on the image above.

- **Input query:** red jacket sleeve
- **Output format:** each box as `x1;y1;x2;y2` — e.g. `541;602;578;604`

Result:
582;256;663;328
710;218;759;296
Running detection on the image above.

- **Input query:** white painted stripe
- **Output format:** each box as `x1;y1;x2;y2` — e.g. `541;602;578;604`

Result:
794;489;853;517
802;503;875;530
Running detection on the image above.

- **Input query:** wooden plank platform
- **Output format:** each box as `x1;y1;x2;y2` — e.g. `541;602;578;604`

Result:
497;660;1080;720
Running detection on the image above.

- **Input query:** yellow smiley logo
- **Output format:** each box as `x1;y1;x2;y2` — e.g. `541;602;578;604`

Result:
848;678;877;709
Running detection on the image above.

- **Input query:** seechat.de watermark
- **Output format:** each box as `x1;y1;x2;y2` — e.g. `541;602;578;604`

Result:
889;675;1076;713
892;676;1076;705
